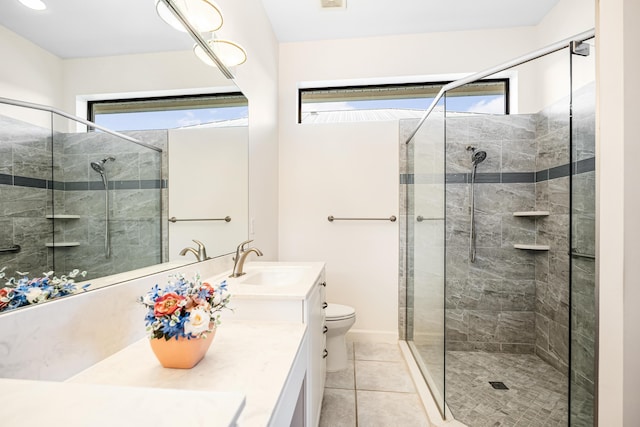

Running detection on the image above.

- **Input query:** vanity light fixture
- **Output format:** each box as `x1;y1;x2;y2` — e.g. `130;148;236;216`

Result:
18;0;47;11
155;0;223;33
156;0;237;79
193;39;247;68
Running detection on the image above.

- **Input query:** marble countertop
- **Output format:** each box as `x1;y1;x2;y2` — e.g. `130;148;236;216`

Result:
0;378;245;427
208;261;325;301
68;320;307;427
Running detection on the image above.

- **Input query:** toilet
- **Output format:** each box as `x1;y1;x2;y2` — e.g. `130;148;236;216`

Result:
325;303;356;372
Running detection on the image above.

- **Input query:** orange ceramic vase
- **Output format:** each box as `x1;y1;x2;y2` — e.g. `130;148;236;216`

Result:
149;328;216;369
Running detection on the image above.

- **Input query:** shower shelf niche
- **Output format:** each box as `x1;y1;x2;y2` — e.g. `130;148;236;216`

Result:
513;211;550;217
513;244;550;251
45;242;80;248
46;215;80;219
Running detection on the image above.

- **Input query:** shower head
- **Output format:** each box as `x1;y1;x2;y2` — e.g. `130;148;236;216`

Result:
472;150;487;165
90;157;115;174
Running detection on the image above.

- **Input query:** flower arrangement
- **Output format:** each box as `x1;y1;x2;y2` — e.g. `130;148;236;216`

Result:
139;272;231;341
0;267;90;312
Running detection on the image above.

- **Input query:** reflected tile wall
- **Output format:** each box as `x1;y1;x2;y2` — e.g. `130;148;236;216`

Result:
0;115;54;277
0;113;166;284
54;130;167;281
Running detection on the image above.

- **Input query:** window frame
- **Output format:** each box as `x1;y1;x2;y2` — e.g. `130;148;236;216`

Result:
87;92;247;131
297;78;510;124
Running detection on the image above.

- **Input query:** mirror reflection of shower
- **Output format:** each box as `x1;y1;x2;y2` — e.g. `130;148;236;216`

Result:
467;146;486;263
90;157;116;258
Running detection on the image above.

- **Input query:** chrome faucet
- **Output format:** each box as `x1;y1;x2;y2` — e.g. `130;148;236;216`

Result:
179;239;209;262
230;239;263;277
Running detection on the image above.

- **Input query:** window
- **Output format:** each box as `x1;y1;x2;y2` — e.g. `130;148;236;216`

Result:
88;93;248;131
298;79;508;123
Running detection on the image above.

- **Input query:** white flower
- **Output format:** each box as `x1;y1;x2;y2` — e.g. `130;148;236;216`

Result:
142;294;155;306
26;288;44;304
184;308;211;336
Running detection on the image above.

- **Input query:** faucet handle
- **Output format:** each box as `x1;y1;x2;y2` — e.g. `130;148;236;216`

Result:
192;239;208;260
238;239;253;252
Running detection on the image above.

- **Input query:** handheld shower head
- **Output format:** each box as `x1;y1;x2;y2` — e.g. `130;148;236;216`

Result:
472;150;487;166
90;157;115;174
90;157;115;188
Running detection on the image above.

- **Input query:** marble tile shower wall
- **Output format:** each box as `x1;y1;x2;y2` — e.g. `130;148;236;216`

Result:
0;115;54;277
445;114;539;354
53;130;167;281
533;101;571;374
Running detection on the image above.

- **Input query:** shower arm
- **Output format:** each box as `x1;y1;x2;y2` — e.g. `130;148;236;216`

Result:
404;28;595;145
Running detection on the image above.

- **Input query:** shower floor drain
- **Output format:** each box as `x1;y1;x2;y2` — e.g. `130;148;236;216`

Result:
489;381;509;390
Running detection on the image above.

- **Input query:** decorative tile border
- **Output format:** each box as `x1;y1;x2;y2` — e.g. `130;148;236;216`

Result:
0;173;166;190
400;157;595;185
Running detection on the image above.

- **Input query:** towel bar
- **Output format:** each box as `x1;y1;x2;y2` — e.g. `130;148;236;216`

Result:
169;216;231;223
328;215;396;222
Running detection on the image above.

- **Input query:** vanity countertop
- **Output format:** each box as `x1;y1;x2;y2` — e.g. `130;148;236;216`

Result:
67;320;307;427
0;378;245;427
209;261;325;301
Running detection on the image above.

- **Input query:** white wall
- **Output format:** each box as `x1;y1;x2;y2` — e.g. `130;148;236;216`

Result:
167;127;248;261
62;50;232;120
279;122;399;338
597;0;640;424
0;25;63;127
217;0;280;260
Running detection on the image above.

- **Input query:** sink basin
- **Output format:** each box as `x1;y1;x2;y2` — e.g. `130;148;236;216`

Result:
233;266;309;286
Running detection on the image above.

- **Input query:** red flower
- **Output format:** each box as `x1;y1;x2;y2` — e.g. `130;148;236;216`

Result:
0;287;14;310
154;293;185;317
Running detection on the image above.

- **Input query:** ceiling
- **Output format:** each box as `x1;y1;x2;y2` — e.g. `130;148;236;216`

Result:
0;0;194;58
260;0;561;43
0;0;560;58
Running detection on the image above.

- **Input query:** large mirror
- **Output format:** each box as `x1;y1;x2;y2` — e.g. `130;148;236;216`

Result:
0;0;248;313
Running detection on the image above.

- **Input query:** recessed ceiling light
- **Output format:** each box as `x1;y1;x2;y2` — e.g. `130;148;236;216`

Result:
18;0;47;11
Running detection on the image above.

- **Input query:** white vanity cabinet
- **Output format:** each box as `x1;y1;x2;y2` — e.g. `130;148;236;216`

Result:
304;275;327;427
221;262;327;427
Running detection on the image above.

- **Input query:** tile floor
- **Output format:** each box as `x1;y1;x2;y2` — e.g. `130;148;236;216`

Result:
319;341;431;427
445;351;569;427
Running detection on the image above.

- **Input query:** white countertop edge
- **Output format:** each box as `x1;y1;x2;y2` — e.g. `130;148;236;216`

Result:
67;320;308;427
0;378;245;427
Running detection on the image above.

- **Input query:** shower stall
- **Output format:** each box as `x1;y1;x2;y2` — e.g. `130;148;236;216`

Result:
402;30;596;426
0;98;164;286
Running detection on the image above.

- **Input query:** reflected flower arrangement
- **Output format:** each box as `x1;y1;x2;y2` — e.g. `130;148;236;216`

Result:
0;267;90;312
139;272;231;341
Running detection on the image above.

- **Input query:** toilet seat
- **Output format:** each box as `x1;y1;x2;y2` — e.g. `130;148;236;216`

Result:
326;303;356;321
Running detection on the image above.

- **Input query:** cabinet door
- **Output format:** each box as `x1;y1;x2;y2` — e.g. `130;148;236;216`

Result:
306;278;326;427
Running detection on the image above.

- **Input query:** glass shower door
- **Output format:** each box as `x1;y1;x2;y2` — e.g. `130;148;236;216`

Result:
570;37;596;426
405;102;446;415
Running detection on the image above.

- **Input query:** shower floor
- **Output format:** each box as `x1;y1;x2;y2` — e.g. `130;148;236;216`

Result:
445;351;568;426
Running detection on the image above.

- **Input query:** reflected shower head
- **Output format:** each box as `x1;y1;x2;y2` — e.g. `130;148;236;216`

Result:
90;157;115;174
472;150;487;166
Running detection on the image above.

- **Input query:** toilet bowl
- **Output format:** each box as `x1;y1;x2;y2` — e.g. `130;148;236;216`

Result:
325;303;356;372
